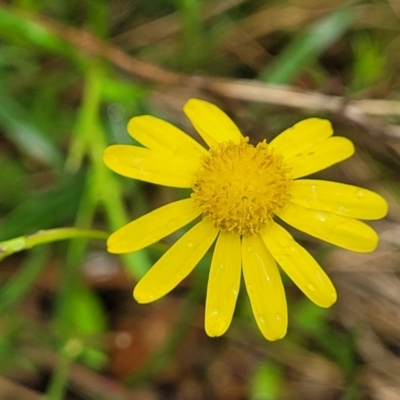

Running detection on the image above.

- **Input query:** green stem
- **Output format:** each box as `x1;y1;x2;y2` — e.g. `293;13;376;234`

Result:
0;227;108;262
174;0;203;69
44;339;83;400
54;173;99;337
45;352;71;400
78;60;151;279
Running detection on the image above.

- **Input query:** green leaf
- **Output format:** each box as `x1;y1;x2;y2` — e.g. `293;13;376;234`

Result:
0;155;28;209
65;286;108;370
0;90;63;166
67;286;108;336
350;33;387;91
0;173;85;240
250;361;283;400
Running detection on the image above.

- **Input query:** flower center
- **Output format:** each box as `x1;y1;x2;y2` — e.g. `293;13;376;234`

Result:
191;138;292;235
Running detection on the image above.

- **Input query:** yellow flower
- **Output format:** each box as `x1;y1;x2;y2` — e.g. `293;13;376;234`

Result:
103;99;388;341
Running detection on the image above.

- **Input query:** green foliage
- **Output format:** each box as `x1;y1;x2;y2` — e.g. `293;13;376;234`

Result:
0;0;396;398
0;174;85;240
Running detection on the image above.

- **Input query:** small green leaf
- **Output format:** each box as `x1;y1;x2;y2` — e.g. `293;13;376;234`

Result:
350;33;387;91
250;361;283;400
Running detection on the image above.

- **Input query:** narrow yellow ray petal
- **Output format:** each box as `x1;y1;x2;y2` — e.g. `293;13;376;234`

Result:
277;202;379;252
127;116;208;159
103;145;198;188
242;234;287;341
107;199;201;254
261;222;337;308
183;98;243;148
291;180;388;220
270;118;333;159
134;219;218;303
205;232;241;337
285;137;355;179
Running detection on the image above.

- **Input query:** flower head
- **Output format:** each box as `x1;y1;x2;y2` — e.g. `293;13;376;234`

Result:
103;99;388;340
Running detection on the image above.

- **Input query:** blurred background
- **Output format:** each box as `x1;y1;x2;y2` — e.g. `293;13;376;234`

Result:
0;0;400;399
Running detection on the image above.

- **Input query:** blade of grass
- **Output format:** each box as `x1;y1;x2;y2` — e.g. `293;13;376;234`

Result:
44;339;85;400
260;8;352;84
54;172;108;370
0;6;76;59
72;60;151;279
174;0;204;69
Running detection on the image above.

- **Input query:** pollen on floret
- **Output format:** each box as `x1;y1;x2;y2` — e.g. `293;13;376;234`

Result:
191;138;293;235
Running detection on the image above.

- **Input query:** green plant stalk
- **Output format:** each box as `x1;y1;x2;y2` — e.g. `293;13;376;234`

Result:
0;227;108;262
0;247;48;313
44;353;70;400
47;6;111;396
85;0;108;39
53;173;108;371
78;60;151;278
44;340;83;400
174;0;203;69
53;173;99;337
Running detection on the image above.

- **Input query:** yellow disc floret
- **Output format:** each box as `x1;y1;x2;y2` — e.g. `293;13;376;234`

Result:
191;138;293;235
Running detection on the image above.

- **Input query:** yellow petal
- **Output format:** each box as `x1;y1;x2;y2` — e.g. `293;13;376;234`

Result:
270;118;333;159
107;199;201;254
103;145;198;188
127;116;208;159
205;232;241;337
277;202;379;252
133;219;218;303
261;222;337;308
285;137;355;179
183;98;243;147
291;180;388;220
242;234;287;341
